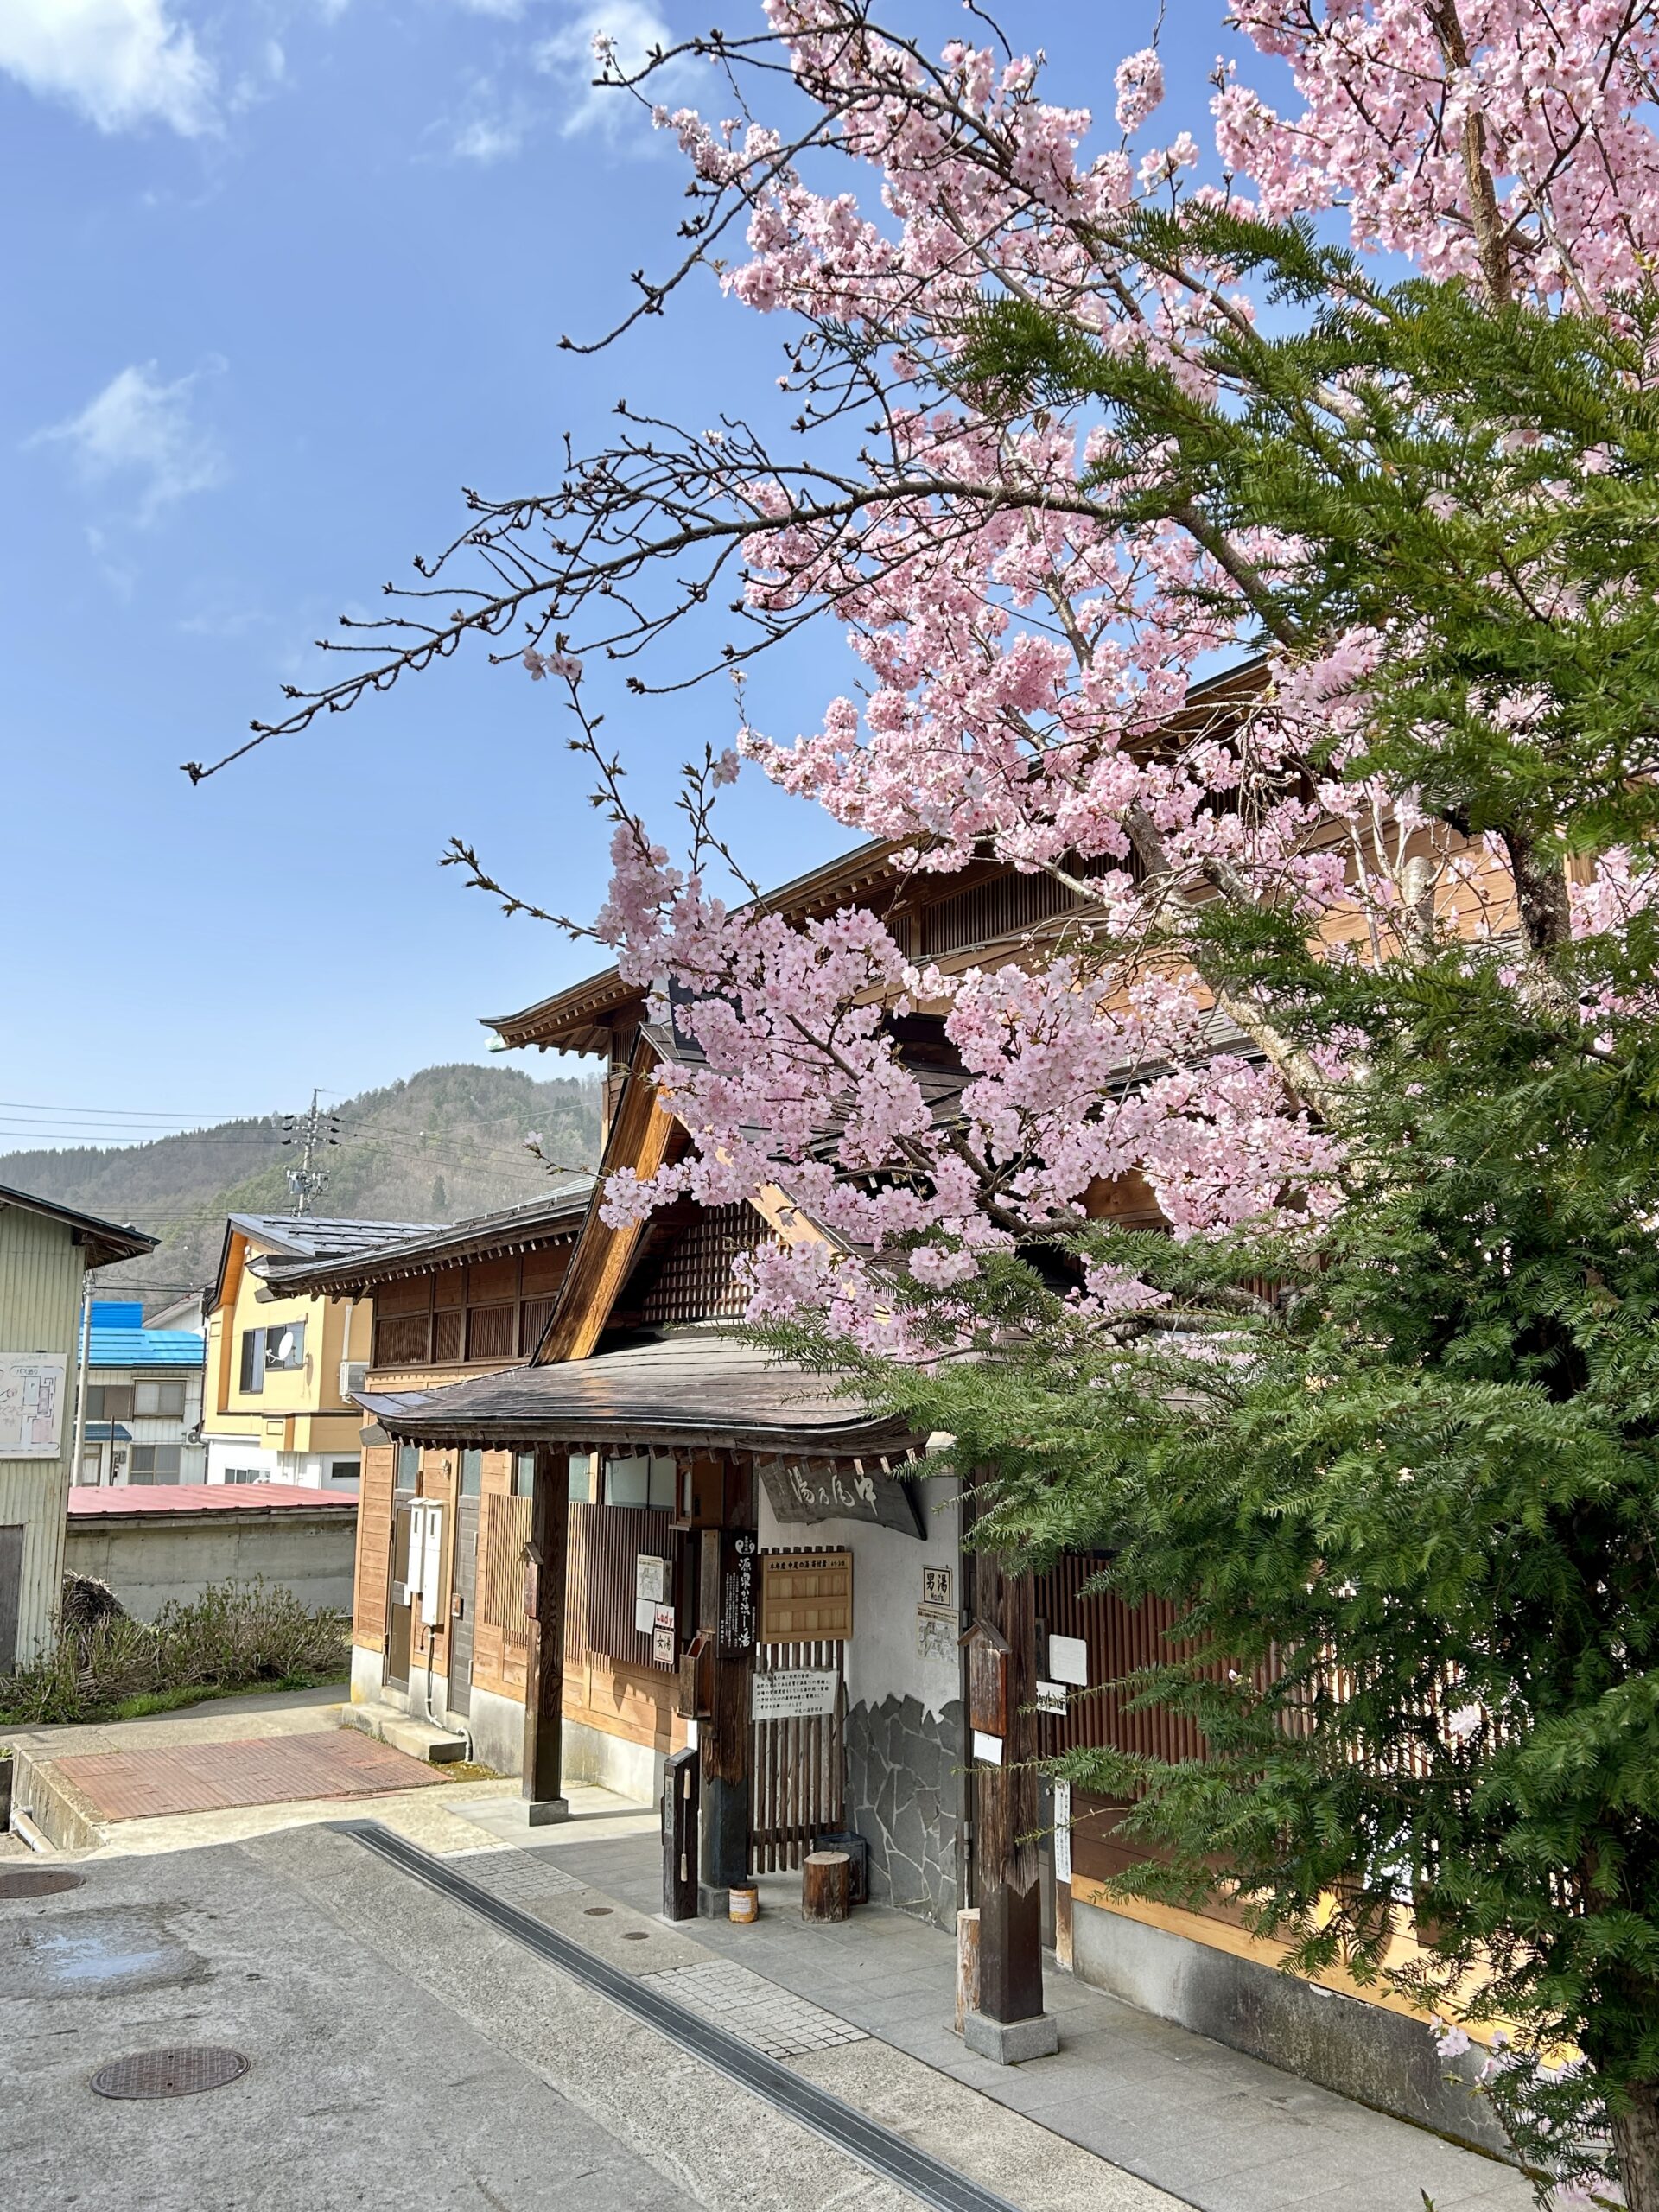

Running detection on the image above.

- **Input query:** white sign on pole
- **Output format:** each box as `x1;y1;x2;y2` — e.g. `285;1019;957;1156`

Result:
751;1668;839;1722
1053;1781;1072;1884
0;1353;67;1458
972;1729;1004;1767
1048;1634;1090;1687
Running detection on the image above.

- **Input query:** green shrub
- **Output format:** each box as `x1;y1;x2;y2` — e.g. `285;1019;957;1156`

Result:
0;1578;348;1728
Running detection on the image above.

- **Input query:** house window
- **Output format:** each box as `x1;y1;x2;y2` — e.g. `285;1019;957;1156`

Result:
516;1451;538;1499
238;1331;264;1395
566;1452;592;1504
130;1445;181;1484
224;1466;266;1484
330;1459;360;1486
397;1444;420;1485
135;1379;187;1419
263;1321;305;1372
86;1384;135;1421
460;1448;483;1497
602;1452;676;1510
240;1323;304;1392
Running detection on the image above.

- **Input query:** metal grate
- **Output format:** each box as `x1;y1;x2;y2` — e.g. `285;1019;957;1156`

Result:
90;2048;251;2101
0;1867;85;1898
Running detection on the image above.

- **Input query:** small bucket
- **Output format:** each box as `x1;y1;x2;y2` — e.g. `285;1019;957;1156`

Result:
728;1885;760;1924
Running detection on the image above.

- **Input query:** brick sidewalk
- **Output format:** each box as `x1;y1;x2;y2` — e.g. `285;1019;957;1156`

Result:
51;1729;444;1821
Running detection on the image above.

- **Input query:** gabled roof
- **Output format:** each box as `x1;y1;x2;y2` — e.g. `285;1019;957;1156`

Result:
209;1213;442;1313
485;837;906;1056
0;1184;156;1270
87;1326;205;1370
255;1181;595;1299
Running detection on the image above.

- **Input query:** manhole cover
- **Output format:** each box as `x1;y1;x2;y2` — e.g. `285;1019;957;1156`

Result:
621;1930;649;1942
0;1867;85;1899
583;1906;613;1917
91;2048;251;2101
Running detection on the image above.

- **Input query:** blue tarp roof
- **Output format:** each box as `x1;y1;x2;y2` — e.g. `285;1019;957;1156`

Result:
84;1421;131;1441
87;1328;205;1370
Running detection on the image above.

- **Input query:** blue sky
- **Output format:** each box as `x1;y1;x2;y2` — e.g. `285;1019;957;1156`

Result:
0;0;1266;1146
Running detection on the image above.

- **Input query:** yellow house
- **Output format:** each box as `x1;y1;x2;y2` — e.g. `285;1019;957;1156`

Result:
201;1215;435;1492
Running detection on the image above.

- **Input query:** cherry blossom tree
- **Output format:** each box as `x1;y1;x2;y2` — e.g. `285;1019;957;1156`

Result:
217;5;1659;2196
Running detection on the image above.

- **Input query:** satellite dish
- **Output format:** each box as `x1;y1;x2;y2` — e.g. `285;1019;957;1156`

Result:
274;1330;295;1364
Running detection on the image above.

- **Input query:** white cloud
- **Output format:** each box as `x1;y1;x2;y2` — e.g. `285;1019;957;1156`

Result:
30;359;226;523
452;108;524;162
533;2;676;136
0;0;217;137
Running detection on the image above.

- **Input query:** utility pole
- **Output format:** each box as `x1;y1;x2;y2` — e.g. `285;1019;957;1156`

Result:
282;1089;339;1216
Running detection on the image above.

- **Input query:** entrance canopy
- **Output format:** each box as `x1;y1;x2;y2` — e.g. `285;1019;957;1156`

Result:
358;1329;916;1460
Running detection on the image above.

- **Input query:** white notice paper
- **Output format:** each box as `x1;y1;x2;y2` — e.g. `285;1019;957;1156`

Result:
972;1729;1004;1766
634;1596;658;1634
636;1554;667;1603
1035;1678;1067;1715
1054;1780;1072;1884
752;1668;839;1722
1048;1634;1089;1687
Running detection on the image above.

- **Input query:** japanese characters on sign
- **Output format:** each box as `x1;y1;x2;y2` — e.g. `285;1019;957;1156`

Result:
719;1530;758;1656
922;1564;952;1607
652;1604;677;1666
751;1668;839;1721
757;1459;925;1538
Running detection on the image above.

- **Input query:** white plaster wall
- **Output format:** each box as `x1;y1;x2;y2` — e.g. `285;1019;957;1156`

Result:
754;1471;960;1716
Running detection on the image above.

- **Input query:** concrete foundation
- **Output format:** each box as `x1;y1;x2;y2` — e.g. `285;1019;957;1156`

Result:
961;2010;1060;2065
1069;1895;1510;2157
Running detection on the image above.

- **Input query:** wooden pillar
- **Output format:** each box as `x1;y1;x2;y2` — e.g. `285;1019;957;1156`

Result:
973;1547;1046;2027
521;1443;570;1824
698;1460;755;1899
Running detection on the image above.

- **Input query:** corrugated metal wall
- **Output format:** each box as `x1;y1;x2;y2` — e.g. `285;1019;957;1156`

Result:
0;1205;85;1663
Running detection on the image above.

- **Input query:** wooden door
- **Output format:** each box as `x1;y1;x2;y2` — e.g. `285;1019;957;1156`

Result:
448;1496;479;1718
386;1498;414;1691
0;1525;22;1675
749;1634;846;1872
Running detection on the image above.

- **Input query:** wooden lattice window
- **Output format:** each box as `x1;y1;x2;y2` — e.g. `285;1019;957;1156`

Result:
518;1296;557;1357
433;1310;463;1363
480;1494;532;1649
373;1312;431;1367
640;1204;776;1324
467;1304;516;1362
921;869;1084;957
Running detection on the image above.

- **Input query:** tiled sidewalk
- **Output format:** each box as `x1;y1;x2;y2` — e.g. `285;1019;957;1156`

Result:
50;1728;444;1820
518;1823;1532;2212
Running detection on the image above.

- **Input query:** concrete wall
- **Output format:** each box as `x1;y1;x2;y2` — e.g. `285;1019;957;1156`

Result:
757;1470;963;1927
1069;1898;1510;2158
64;1508;357;1620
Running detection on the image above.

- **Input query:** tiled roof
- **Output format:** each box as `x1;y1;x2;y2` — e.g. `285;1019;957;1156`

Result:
67;1483;357;1516
87;1327;206;1370
359;1329;917;1455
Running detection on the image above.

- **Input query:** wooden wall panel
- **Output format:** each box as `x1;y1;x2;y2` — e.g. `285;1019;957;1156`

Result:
353;1444;396;1652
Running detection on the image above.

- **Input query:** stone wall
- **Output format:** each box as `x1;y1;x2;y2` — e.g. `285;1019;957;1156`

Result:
845;1692;961;1929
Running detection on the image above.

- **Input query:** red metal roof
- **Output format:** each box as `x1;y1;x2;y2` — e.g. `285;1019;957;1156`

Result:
67;1483;356;1516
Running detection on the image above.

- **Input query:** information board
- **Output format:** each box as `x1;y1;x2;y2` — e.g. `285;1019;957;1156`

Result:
751;1667;839;1721
0;1353;66;1459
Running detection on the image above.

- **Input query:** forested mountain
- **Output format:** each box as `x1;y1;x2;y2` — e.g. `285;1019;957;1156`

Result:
0;1064;602;1309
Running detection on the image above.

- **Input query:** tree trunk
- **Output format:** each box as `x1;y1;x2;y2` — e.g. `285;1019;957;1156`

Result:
1613;2082;1659;2212
803;1851;850;1923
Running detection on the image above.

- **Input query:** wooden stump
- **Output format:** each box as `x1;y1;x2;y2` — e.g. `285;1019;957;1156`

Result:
955;1907;981;2034
802;1850;850;1923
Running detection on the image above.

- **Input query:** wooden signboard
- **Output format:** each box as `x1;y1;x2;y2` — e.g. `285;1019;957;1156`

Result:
964;1618;1010;1737
758;1549;853;1644
718;1530;759;1657
758;1459;925;1539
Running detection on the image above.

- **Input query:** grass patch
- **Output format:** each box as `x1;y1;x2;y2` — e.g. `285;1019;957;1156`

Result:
0;1580;350;1730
